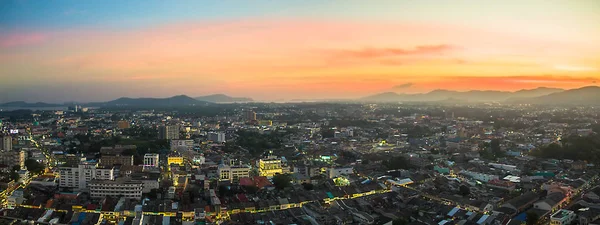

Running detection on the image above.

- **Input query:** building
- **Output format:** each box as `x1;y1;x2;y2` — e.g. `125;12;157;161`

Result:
170;139;194;151
130;173;160;193
550;209;576;225
244;110;257;121
258;155;283;178
0;150;25;169
257;120;272;126
487;179;516;191
143;154;160;168
168;156;184;166
100;145;136;155
158;125;179;140
1;136;12;151
100;155;134;167
460;171;499;182
117;120;130;129
327;167;354;178
217;160;251;181
89;178;143;199
208;132;226;143
58;162;116;190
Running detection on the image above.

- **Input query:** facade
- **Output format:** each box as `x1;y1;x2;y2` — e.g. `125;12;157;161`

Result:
171;139;194;151
244;110;257;121
258;155;283;177
0;150;25;169
100;155;134;167
460;171;499;182
1;136;12;151
327;167;354;178
117;120;130;129
217;164;251;181
143;154;160;168
208;132;226;143
58;162;116;190
168;156;184;166
550;210;576;225
89;178;143;199
158;125;180;140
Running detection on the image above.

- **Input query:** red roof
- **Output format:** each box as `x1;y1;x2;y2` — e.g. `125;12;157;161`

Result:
236;194;248;202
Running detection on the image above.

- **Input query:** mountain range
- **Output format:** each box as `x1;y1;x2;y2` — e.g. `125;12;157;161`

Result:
1;87;599;107
195;94;253;103
362;87;565;102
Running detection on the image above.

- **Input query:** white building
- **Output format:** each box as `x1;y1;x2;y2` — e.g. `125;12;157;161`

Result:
58;162;116;191
208;132;226;143
550;209;576;225
217;164;251;181
460;171;499;182
327;167;354;178
89;178;143;199
143;154;160;168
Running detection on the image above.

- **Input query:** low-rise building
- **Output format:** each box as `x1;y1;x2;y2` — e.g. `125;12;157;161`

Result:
88;178;143;199
550;209;576;225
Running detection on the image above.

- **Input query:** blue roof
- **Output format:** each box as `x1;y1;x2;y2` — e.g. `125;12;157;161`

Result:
477;215;490;224
448;207;460;217
514;212;527;221
326;192;334;199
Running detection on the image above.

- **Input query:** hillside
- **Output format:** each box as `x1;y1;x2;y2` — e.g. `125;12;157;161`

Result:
195;94;253;103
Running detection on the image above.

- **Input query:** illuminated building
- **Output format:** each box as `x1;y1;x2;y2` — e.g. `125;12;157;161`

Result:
258;155;283;177
257;120;272;126
168;156;184;166
217;159;251;181
0;150;25;170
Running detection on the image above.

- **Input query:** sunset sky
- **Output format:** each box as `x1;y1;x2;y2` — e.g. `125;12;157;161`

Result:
1;0;599;102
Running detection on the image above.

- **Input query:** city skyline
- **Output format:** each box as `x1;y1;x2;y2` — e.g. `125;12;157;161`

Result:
1;0;600;102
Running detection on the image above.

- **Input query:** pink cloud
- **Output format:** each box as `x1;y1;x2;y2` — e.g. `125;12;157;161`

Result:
0;32;48;48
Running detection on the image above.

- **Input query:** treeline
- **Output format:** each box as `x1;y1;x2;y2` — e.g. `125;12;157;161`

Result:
530;133;600;162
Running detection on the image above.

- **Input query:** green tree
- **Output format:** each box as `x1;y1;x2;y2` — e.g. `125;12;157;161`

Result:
526;211;539;225
459;185;470;196
393;218;408;225
272;174;292;190
383;156;411;170
25;159;45;174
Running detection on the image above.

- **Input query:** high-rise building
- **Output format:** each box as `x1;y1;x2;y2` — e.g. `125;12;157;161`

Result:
171;139;194;151
158;125;180;140
0;150;25;170
143;153;160;168
58;162;116;191
208;132;226;143
244;110;257;121
1;136;12;151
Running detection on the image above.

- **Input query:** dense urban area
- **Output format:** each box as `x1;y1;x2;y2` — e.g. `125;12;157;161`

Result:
1;103;600;225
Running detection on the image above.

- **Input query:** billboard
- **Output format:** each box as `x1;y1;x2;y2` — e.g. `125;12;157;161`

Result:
10;129;18;134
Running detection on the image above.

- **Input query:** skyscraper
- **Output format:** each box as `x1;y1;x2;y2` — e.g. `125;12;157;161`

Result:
1;136;12;151
158;125;180;140
244;110;256;121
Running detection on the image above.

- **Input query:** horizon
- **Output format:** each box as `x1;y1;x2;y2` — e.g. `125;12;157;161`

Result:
1;1;600;102
1;85;599;104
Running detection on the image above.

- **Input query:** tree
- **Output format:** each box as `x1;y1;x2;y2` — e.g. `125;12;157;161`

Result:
383;156;411;170
25;159;45;174
302;183;314;191
526;211;539;225
459;185;470;196
272;174;292;190
393;218;408;225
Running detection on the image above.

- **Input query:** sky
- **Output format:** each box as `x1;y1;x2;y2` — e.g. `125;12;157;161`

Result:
1;0;600;102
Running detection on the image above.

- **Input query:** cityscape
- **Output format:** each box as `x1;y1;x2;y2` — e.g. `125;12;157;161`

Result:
1;1;600;225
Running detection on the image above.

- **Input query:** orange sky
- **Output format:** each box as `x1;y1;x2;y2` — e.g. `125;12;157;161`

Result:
1;1;599;102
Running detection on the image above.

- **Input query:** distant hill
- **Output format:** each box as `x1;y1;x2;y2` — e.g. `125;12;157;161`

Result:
0;101;62;108
510;86;600;105
195;94;253;103
362;87;564;102
88;95;210;107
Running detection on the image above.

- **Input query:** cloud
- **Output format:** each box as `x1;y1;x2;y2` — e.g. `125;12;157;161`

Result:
332;44;454;59
553;65;597;72
393;83;413;89
0;32;48;48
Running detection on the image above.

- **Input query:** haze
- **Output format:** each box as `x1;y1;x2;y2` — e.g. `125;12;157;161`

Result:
1;0;599;103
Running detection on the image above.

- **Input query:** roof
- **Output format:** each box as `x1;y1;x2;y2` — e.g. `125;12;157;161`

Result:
506;191;539;209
